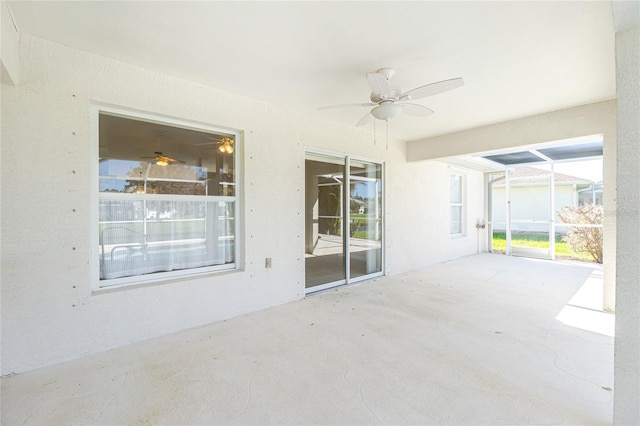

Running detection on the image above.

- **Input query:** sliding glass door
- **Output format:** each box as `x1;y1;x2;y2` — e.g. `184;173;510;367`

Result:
305;155;346;288
348;160;383;280
304;152;383;292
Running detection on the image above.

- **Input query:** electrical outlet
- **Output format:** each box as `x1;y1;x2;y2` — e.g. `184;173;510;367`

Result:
265;258;272;268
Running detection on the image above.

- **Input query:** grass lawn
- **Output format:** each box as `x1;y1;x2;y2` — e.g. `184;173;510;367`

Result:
492;232;595;262
350;214;378;240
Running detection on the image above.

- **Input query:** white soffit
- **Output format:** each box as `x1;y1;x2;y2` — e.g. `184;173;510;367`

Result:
7;1;616;142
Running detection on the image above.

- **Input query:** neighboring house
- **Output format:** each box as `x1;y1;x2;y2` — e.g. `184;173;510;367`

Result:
491;166;598;233
578;181;603;205
350;197;366;214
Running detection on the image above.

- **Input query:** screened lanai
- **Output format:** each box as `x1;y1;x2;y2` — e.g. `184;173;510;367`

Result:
481;139;604;262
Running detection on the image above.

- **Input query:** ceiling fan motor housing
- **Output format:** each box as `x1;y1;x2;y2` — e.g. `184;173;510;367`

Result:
370;87;402;103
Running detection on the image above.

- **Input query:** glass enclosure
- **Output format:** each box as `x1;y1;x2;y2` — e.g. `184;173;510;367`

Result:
508;165;552;258
489;157;603;263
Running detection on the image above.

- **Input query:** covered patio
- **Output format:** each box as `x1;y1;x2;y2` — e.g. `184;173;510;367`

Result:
1;254;613;425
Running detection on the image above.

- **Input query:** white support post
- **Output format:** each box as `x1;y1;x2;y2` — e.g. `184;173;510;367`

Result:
549;161;556;260
505;168;512;255
343;157;350;283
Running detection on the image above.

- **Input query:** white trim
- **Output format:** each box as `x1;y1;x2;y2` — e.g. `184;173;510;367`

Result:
549;160;556;260
99;192;236;203
448;165;473;174
344;155;351;284
91;105;101;287
305;146;382;166
95;263;237;290
305;270;385;295
93;102;239;136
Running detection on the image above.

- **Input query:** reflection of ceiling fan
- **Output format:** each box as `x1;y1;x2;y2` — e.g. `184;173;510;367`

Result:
196;137;234;154
141;151;185;167
318;68;464;126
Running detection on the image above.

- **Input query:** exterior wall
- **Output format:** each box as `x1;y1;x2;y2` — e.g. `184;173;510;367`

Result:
0;35;483;375
386;161;484;274
613;23;640;426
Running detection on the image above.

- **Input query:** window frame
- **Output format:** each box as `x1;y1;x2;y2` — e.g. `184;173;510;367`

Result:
91;104;241;290
449;172;465;237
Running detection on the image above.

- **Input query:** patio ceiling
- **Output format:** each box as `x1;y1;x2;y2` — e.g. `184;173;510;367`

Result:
5;1;615;142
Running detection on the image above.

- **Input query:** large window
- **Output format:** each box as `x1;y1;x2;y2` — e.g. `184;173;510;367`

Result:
450;173;464;236
96;108;238;288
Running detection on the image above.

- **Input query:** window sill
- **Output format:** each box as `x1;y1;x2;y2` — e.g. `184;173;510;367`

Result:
92;263;237;294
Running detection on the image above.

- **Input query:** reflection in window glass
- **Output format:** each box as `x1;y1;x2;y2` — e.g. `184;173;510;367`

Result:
349;160;382;280
97;111;238;287
450;174;462;203
450;206;462;235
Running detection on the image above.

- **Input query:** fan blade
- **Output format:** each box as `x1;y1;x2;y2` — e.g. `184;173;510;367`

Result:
400;77;464;101
400;103;435;117
168;158;186;164
356;113;373;127
317;103;375;110
366;72;392;98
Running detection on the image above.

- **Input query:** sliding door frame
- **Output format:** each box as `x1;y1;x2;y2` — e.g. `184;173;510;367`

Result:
304;149;385;294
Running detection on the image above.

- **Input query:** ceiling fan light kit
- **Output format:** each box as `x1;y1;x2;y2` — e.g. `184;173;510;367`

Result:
371;102;402;121
318;68;464;126
155;156;170;166
141;151;186;166
217;137;234;154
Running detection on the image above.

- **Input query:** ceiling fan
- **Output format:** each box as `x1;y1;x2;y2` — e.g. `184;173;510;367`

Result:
318;68;464;126
141;151;185;167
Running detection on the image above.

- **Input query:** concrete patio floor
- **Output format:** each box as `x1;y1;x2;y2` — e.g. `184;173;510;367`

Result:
1;253;614;425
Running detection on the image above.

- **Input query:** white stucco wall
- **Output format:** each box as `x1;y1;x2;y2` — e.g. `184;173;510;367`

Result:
386;160;485;274
613;23;640;426
0;35;483;375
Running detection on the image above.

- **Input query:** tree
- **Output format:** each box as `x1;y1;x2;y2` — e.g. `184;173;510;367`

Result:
557;204;603;263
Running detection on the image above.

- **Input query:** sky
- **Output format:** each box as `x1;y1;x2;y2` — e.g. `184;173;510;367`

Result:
553;158;603;182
